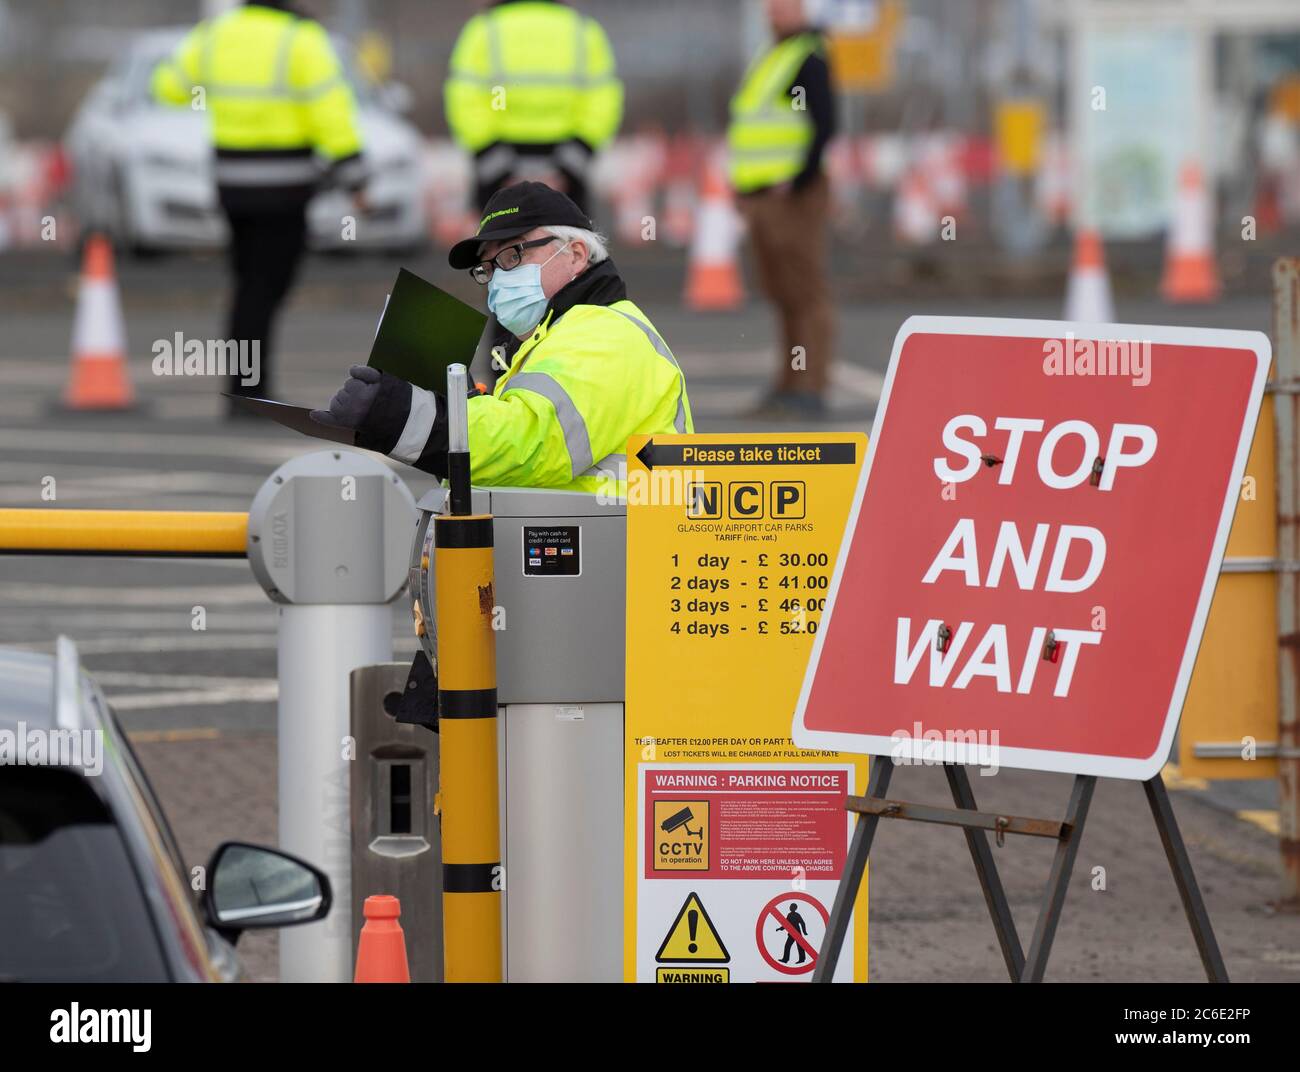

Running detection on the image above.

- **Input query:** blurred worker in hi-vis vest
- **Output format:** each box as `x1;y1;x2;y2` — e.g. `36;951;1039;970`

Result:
445;0;623;216
729;0;837;419
153;1;368;415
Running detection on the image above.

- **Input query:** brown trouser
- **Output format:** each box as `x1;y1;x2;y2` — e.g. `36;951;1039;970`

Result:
737;173;834;396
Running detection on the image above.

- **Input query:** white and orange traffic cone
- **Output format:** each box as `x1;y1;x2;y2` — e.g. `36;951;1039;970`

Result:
612;132;665;246
661;133;697;249
1160;161;1221;303
683;150;744;311
922;131;966;222
893;168;939;245
63;233;135;410
1063;227;1114;323
864;133;907;193
1035;132;1072;227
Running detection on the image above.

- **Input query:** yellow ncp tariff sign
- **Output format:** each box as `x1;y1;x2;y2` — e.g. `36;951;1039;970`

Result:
624;433;870;983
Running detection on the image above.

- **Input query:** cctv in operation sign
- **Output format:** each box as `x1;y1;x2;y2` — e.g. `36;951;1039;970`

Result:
794;317;1270;780
623;432;869;982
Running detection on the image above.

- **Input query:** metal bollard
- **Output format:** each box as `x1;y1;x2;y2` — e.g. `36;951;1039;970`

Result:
247;449;416;982
435;364;503;981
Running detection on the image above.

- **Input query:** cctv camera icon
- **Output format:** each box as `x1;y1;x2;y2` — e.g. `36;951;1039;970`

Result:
660;806;703;840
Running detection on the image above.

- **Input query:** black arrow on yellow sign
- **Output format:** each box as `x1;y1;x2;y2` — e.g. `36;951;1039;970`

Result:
635;439;857;470
636;438;665;471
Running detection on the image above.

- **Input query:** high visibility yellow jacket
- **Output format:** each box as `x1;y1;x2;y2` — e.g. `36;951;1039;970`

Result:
152;3;365;195
445;0;622;154
727;31;822;194
472;299;691;496
361;261;691;499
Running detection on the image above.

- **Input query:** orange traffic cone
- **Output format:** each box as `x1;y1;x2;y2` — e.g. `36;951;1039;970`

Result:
684;150;744;311
353;894;410;983
1063;227;1114;322
63;234;134;410
1160;161;1221;303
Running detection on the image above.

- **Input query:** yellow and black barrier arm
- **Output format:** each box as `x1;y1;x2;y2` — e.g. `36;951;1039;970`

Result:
434;363;503;982
0;509;248;557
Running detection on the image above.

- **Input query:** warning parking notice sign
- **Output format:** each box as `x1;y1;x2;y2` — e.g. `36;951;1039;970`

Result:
636;764;854;982
793;317;1270;780
624;433;868;982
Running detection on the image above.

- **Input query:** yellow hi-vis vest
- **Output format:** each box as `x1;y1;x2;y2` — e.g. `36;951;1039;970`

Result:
445;1;623;153
151;5;364;187
727;32;821;194
467;299;691;498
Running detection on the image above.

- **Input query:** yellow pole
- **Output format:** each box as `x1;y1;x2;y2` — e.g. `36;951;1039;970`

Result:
434;362;501;981
433;512;502;981
0;509;248;557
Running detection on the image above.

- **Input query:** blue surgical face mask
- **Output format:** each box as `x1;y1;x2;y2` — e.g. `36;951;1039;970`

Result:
487;241;570;337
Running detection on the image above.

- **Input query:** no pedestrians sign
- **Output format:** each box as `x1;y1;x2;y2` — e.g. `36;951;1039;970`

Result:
793;317;1269;779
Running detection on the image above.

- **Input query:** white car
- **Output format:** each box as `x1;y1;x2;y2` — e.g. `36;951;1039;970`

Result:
65;28;426;255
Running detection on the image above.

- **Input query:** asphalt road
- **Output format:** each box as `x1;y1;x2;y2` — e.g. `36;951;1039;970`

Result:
1;246;1296;982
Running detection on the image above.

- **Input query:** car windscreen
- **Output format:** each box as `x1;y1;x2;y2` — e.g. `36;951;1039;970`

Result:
0;766;170;982
121;40;178;106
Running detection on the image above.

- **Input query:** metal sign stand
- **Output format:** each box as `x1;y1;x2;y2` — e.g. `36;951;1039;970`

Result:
814;757;1229;983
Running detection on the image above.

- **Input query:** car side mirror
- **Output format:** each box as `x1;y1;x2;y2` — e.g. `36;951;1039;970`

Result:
201;841;331;941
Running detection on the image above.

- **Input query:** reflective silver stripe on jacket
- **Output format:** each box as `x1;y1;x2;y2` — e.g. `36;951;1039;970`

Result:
608;308;689;433
272;19;300;89
582;452;626;481
293;74;346;101
392;386;438;465
505;308;686;482
475;144;517;184
332;154;368;188
450;71;619;88
214;156;321;185
502;372;593;477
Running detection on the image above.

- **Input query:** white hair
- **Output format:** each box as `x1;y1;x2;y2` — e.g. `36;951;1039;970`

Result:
545;225;609;264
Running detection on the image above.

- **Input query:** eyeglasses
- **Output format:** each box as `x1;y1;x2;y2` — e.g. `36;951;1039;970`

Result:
469;237;557;284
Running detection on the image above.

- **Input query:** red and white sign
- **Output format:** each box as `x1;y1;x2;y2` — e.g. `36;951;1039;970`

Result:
756;892;829;976
793;317;1270;780
636;764;857;981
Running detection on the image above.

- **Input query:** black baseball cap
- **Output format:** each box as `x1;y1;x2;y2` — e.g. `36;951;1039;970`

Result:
448;181;595;269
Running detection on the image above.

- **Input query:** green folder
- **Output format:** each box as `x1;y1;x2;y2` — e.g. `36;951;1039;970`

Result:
367;268;487;392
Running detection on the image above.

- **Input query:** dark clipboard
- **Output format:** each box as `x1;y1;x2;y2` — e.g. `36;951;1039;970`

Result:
367;268;487;392
224;395;356;444
223;270;486;444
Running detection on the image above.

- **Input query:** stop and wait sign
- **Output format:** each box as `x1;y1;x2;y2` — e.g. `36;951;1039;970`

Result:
794;317;1270;780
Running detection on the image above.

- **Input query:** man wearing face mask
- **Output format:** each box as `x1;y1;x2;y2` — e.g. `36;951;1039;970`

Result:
313;182;692;497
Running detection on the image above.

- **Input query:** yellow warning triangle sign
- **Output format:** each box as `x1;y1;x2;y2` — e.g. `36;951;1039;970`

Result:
654;892;730;963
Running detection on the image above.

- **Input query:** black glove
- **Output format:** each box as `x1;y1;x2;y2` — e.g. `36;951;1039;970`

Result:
311;365;383;430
